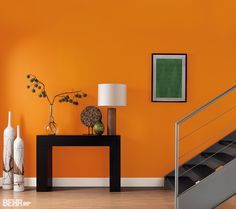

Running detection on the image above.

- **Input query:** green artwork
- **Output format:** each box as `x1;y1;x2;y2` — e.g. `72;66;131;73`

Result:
155;59;182;98
152;54;187;102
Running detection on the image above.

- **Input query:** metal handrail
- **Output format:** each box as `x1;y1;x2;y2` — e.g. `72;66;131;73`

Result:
177;85;236;124
179;104;236;142
175;85;236;209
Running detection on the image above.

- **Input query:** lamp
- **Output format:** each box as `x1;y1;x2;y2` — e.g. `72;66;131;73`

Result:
98;84;127;135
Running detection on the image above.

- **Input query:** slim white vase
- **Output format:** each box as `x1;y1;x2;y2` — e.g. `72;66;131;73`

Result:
13;125;24;192
3;112;15;190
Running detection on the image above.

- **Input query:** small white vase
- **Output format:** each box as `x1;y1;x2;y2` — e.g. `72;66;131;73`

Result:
3;112;15;190
13;125;24;192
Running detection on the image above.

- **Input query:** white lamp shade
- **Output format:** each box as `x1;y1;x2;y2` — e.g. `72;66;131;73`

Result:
98;84;127;106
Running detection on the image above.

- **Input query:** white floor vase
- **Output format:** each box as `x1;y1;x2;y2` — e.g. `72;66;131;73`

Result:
14;125;24;192
3;112;15;190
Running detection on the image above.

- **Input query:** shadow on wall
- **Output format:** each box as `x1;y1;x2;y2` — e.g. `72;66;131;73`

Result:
0;26;38;173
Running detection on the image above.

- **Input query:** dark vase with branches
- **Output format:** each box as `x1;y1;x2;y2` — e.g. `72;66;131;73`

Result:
26;74;87;135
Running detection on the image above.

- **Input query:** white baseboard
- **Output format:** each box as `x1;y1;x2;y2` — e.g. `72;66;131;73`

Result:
0;177;164;187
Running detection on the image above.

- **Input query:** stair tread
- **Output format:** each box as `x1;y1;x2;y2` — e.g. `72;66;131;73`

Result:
206;143;236;157
166;176;195;194
183;164;214;180
188;155;222;170
221;131;236;141
202;152;235;164
219;140;236;146
167;167;200;182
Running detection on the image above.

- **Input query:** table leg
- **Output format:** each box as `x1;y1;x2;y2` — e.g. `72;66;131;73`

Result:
37;145;52;192
109;139;121;192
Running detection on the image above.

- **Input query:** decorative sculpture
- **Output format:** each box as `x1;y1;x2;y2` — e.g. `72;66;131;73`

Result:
13;125;24;192
3;112;15;190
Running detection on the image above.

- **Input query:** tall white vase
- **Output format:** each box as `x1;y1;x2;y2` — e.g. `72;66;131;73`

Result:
13;125;24;192
3;112;15;190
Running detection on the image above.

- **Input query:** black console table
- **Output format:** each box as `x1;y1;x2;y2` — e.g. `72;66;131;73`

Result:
36;135;120;192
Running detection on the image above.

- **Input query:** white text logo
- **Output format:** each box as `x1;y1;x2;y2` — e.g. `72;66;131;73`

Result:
2;199;31;207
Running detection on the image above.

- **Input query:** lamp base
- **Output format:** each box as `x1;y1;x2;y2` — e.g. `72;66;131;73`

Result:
107;108;116;135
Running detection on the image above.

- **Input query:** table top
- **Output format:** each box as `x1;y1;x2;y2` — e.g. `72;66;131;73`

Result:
36;135;120;146
37;135;120;137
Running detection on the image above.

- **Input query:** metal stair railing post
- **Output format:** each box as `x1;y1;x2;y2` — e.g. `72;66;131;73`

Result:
175;123;180;209
174;85;236;209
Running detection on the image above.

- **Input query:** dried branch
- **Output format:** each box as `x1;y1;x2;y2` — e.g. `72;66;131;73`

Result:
26;74;87;106
28;74;52;105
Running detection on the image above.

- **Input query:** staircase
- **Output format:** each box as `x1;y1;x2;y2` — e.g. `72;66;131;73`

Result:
164;85;236;209
165;131;236;209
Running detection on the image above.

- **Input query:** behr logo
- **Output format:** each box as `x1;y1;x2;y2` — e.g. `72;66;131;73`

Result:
2;199;31;207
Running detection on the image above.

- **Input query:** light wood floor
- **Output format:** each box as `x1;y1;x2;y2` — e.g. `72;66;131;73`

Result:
0;187;235;209
217;195;236;209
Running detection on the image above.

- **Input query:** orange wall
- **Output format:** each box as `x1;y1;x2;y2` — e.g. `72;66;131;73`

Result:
0;0;236;178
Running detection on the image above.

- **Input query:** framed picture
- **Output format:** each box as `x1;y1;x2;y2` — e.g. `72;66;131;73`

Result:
152;53;187;102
